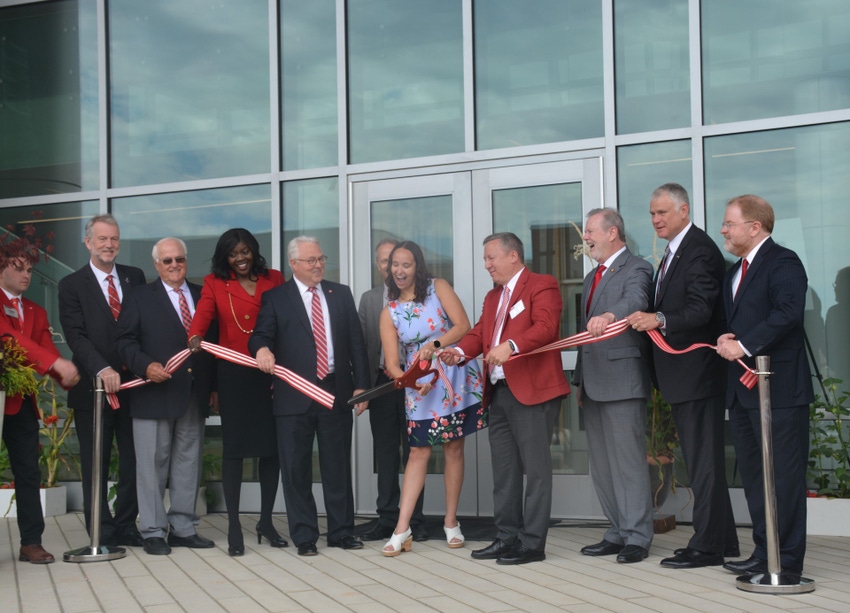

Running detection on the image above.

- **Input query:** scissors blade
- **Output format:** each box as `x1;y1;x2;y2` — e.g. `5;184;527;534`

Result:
347;380;397;405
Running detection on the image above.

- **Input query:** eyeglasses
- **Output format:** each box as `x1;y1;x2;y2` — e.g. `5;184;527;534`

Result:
159;256;187;265
294;255;328;266
721;220;756;230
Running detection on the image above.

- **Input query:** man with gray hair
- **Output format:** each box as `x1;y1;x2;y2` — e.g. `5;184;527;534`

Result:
116;237;217;556
250;236;370;556
59;213;146;548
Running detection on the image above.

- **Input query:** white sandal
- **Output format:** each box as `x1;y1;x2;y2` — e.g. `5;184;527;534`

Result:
382;527;412;557
444;522;464;549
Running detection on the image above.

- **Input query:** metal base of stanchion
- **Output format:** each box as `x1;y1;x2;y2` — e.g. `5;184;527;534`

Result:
736;572;816;594
63;545;127;563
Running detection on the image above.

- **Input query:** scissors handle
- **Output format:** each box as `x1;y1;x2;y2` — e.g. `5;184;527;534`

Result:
395;359;439;390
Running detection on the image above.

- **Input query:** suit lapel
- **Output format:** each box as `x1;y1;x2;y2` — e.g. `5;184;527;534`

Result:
81;265;116;321
588;250;629;317
730;237;774;316
285;280;313;335
654;227;691;307
152;281;184;333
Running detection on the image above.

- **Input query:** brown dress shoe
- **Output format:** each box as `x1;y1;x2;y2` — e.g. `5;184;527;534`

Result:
19;544;55;564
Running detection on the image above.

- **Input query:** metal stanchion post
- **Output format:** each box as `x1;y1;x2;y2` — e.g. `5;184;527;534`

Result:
736;355;814;594
64;376;126;562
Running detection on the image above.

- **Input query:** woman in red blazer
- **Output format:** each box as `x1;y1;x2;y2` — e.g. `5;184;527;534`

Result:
188;229;286;556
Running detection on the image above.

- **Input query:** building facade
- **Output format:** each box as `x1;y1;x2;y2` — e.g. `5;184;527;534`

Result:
1;0;848;519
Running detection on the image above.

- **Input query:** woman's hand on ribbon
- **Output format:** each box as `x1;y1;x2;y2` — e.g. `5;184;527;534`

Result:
188;335;202;353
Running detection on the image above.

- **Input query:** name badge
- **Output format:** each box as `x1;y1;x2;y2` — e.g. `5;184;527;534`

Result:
509;300;525;319
4;305;18;318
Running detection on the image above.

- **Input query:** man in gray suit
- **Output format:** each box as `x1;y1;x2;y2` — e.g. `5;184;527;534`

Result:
574;208;654;564
357;239;426;542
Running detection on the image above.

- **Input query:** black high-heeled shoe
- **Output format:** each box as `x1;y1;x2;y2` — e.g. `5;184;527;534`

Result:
256;522;289;548
228;545;245;557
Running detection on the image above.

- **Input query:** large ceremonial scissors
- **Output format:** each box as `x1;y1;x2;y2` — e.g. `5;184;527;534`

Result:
347;358;439;405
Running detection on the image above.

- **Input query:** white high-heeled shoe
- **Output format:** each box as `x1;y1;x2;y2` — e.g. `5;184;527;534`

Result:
444;522;464;548
382;527;413;557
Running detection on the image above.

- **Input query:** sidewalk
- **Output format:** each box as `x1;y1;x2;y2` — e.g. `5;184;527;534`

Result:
3;512;849;612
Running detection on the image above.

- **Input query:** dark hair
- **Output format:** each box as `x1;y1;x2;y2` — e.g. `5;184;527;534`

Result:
385;240;433;303
210;228;269;280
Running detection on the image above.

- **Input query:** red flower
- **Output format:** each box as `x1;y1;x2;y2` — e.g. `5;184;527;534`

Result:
43;415;59;426
440;418;449;426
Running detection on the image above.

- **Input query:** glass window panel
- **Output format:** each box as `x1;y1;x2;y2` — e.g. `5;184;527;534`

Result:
702;1;850;124
617;140;693;262
475;0;603;150
111;185;272;284
282;178;340;283
281;0;338;171
493;183;585;475
109;1;270;187
614;0;690;134
704;123;850;393
0;1;98;198
347;0;464;164
370;197;453;285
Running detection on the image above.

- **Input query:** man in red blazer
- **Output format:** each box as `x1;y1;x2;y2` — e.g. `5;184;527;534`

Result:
441;232;569;565
0;254;79;564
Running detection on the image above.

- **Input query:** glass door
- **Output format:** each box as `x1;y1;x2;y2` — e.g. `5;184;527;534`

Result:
351;157;604;519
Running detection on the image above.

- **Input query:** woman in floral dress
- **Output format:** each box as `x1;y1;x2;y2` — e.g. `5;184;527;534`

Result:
379;241;485;556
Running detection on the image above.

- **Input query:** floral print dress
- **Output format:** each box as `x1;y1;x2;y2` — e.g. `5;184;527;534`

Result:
388;280;486;447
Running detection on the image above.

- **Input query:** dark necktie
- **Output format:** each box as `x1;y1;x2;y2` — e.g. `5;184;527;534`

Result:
309;287;329;380
586;264;606;316
175;288;192;334
106;274;121;320
655;247;670;307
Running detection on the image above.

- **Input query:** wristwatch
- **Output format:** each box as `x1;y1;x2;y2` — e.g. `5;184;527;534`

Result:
655;312;666;327
433;340;441;349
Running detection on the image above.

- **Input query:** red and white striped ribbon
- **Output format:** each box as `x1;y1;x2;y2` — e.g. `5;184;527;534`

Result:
107;343;335;410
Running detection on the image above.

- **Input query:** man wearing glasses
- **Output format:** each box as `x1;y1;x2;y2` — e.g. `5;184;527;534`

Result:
116;237;217;556
250;236;370;556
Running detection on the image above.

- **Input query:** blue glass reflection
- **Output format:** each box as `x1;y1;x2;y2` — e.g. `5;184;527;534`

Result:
109;0;270;187
283;178;340;282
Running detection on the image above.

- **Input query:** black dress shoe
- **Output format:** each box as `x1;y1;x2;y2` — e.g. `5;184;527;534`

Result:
360;524;394;541
496;544;546;565
674;544;739;558
256;522;289;548
297;542;318;556
117;528;145;547
167;532;215;549
471;538;515;560
328;535;363;550
723;556;767;575
580;539;622;556
617;544;649;563
660;548;724;568
143;537;172;556
412;526;429;542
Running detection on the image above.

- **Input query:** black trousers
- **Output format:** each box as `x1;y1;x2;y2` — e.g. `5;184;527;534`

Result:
367;371;424;528
75;396;138;543
3;400;44;545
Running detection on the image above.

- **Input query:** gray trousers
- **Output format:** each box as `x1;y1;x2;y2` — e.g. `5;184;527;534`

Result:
583;395;653;549
489;384;559;552
133;397;203;539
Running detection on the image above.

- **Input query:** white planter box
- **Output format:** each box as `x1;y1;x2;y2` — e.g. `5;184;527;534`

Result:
0;485;67;518
807;497;850;536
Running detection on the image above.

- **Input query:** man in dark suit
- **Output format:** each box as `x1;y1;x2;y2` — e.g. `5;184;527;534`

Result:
716;195;813;577
626;183;739;568
357;239;427;542
58;214;146;547
116;237;217;556
574;208;654;564
441;232;570;565
0;254;79;564
250;236;371;556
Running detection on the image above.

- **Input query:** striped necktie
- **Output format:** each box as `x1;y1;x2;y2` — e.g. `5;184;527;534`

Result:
10;297;24;331
309;287;329;380
491;286;511;348
106;274;121;320
175;288;192;334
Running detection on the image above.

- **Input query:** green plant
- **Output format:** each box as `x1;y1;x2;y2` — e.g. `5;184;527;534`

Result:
0;336;40;398
646;388;680;508
808;377;850;498
36;376;78;488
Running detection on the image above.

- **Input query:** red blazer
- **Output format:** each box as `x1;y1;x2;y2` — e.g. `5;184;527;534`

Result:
0;293;61;415
189;269;285;356
457;268;570;408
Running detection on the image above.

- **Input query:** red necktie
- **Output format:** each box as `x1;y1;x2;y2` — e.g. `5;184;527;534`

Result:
106;274;121;320
309;287;329;380
11;297;24;332
175;288;192;334
735;259;749;297
491;286;511;348
585;264;606;315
